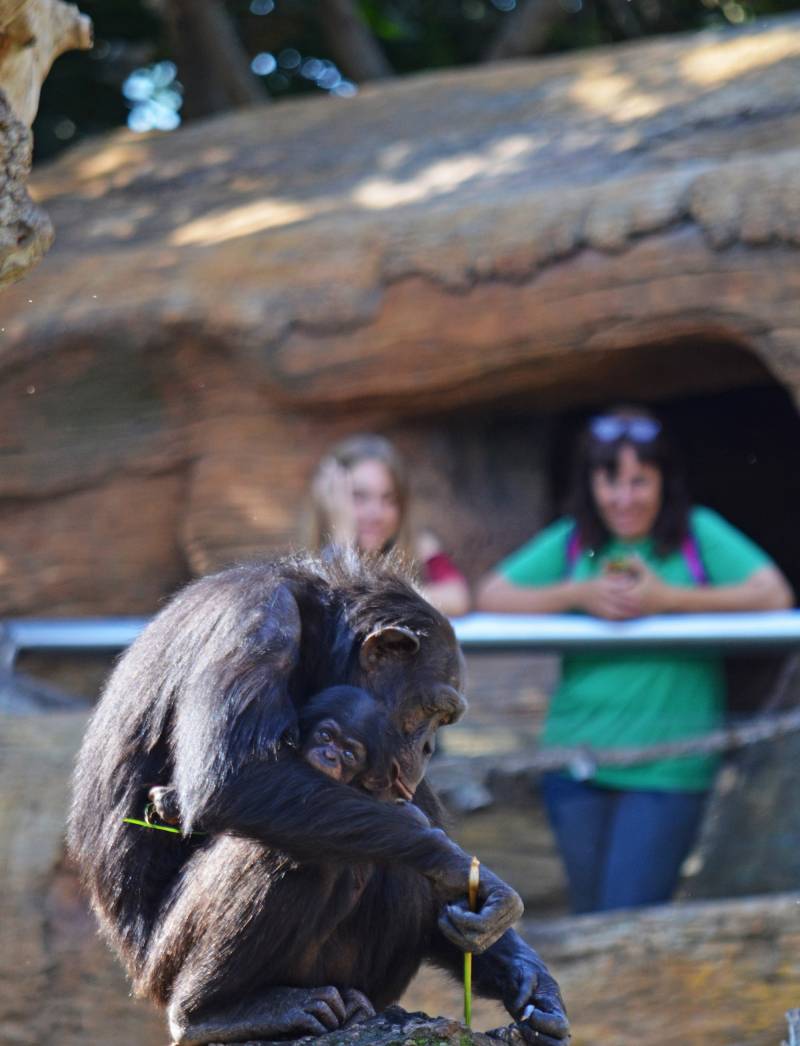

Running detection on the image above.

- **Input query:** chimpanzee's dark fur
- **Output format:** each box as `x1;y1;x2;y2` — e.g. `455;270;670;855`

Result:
149;685;398;823
298;684;397;788
68;550;568;1046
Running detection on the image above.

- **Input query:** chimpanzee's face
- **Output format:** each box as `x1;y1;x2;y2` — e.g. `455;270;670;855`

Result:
357;618;466;801
302;717;368;785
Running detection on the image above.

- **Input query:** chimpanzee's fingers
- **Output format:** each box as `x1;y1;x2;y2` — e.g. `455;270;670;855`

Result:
487;1023;566;1046
509;968;536;1017
288;1012;330;1036
438;906;489;952
342;989;375;1026
518;1006;571;1042
306;986;347;1027
515;973;569;1039
438;882;522;953
304;1003;341;1031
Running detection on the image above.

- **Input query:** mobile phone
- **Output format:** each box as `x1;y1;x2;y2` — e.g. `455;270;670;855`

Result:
604;556;637;578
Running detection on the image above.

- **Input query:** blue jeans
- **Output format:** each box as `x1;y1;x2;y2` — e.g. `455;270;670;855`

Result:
540;773;707;914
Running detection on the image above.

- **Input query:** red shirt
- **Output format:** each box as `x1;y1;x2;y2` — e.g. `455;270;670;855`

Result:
424;551;465;585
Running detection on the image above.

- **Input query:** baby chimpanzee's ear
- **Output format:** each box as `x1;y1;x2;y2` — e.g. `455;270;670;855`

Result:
359;626;420;670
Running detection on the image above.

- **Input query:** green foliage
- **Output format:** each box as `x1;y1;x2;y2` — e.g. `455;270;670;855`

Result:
34;0;164;160
32;0;800;163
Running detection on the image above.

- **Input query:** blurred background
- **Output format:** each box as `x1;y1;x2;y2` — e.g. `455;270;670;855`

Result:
31;0;800;159
2;2;800;1044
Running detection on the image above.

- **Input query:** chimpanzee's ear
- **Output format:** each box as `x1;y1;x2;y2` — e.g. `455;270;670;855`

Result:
360;626;420;670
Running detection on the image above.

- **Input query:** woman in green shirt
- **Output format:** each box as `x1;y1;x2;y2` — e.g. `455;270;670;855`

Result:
476;408;793;913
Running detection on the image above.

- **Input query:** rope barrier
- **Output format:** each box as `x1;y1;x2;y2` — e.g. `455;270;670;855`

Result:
445;654;800;781
500;705;800;781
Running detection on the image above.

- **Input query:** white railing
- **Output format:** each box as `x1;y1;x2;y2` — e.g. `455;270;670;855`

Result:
3;610;800;665
452;610;800;652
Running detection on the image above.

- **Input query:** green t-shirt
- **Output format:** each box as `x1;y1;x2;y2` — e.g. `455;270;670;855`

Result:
499;507;774;792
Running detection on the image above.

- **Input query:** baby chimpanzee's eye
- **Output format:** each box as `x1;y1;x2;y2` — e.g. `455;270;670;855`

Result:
343;749;356;764
318;729;332;743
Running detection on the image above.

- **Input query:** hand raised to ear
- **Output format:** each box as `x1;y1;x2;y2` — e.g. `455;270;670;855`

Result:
313;460;357;545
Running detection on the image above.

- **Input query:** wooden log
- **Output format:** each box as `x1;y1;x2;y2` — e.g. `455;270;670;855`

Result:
0;0;91;287
0;19;799;616
524;895;800;1046
0;710;164;1044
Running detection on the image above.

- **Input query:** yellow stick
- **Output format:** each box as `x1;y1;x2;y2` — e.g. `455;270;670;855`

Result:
463;856;480;1027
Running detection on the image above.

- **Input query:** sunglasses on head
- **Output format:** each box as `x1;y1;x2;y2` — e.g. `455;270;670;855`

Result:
589;415;662;443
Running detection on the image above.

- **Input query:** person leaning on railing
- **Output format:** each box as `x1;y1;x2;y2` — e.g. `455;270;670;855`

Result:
309;433;470;618
476;406;793;915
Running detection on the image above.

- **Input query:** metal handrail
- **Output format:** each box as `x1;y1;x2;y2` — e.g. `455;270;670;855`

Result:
1;617;149;663
3;610;800;663
452;610;800;653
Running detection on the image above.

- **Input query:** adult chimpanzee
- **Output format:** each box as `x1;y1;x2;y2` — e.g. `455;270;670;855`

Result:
68;551;569;1046
148;684;399;824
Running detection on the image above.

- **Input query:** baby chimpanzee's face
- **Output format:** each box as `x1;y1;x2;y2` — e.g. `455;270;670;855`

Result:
302;717;369;784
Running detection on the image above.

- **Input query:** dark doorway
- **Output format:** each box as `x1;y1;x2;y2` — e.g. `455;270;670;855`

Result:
550;383;800;594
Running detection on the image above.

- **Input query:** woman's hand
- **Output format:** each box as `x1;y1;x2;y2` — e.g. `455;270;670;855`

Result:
575;559;671;620
312;459;357;546
618;556;674;616
578;558;794;619
574;572;640;620
583;559;672;619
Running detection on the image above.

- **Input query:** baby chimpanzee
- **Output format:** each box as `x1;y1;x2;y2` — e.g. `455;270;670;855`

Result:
147;685;425;827
298;684;395;789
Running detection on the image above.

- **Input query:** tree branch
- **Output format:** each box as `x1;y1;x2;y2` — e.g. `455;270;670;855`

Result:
483;0;567;62
602;0;645;38
316;0;394;82
163;0;264;119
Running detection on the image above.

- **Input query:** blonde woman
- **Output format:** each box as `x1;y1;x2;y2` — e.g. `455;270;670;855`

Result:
311;434;470;617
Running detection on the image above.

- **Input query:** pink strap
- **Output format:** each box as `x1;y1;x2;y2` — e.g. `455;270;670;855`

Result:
566;528;582;571
681;534;708;585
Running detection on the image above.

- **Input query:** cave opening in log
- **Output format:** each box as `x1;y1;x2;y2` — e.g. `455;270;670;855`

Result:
391;334;800;595
545;342;800;597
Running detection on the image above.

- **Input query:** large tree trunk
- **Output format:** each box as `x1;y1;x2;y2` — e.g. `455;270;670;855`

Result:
316;0;394;82
0;0;91;288
162;0;263;119
484;0;567;61
522;896;800;1046
2;18;800;612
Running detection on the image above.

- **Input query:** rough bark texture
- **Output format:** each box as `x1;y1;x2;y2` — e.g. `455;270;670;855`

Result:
280;1009;500;1046
0;711;165;1045
0;0;91;287
2;18;800;621
0;90;51;285
680;731;800;900
525;897;800;1046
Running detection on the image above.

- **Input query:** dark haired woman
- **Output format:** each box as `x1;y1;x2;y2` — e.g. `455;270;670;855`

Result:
476;407;793;914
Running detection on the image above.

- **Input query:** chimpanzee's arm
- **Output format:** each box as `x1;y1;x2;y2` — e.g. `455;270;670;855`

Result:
195;756;522;954
429;928;569;1046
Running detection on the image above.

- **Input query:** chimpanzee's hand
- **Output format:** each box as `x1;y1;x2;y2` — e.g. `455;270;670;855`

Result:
436;862;524;955
487;952;570;1045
